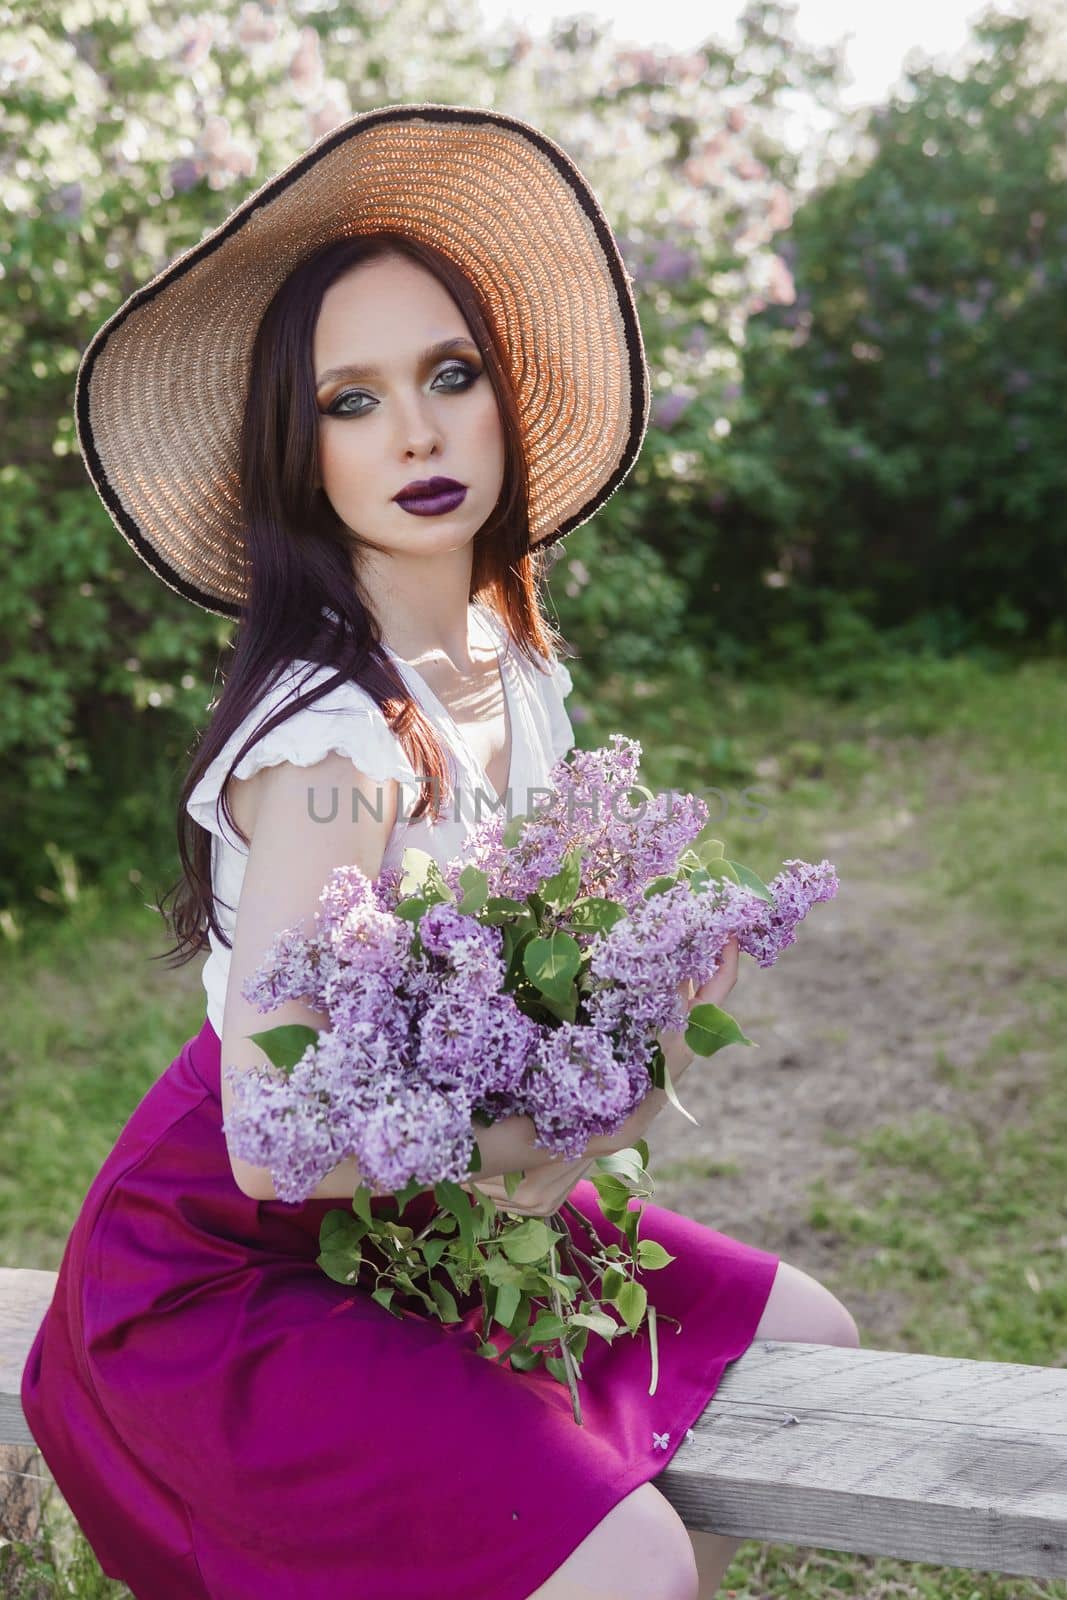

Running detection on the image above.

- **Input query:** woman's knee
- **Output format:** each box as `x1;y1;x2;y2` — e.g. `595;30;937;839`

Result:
525;1481;699;1600
754;1258;861;1347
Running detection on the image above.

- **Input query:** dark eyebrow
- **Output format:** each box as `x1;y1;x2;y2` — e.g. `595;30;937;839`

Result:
315;337;479;389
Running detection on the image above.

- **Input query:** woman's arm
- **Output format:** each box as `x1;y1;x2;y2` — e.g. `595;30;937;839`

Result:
220;750;396;1199
221;752;569;1202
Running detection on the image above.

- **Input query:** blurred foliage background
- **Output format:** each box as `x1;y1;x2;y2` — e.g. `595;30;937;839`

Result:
1;0;1065;929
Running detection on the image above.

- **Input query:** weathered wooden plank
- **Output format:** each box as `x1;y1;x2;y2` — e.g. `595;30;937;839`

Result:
3;1274;1067;1578
655;1340;1067;1579
0;1269;56;1448
0;1270;56;1546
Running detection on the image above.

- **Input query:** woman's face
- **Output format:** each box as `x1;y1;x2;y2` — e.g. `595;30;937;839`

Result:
313;254;506;560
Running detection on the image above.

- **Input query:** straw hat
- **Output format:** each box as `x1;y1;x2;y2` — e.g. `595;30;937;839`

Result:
74;102;651;619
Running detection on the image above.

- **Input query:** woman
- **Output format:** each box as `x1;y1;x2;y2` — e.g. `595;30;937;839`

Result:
22;104;859;1599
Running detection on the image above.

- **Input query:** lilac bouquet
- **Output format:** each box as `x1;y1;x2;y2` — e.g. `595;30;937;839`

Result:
224;734;838;1424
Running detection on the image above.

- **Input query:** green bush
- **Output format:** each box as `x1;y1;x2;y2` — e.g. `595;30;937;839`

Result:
694;9;1067;665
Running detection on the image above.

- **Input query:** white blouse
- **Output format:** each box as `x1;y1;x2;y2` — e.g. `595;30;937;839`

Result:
186;601;576;1037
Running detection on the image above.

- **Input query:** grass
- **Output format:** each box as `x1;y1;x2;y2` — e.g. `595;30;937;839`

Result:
3;647;1066;1596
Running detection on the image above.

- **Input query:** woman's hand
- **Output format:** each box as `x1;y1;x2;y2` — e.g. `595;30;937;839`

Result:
461;1153;598;1219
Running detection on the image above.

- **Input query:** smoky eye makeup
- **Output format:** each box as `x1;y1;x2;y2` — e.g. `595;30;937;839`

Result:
319;358;483;417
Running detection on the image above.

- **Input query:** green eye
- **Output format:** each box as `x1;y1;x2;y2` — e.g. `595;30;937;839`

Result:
327;361;480;417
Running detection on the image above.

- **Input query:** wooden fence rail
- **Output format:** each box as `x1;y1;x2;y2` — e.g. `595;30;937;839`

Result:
2;1267;1065;1578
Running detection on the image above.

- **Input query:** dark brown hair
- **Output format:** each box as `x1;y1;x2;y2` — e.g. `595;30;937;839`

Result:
155;230;567;968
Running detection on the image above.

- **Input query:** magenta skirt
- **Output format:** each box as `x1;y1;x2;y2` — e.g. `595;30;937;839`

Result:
21;1015;780;1599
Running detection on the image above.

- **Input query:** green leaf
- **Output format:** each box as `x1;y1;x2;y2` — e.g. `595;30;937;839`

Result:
394;894;432;925
394;1179;425;1212
316;1239;363;1286
320;1207;362;1242
636;1240;676;1271
642;875;677;899
727;859;776;904
697;857;741;886
684;1002;757;1057
371;1285;399;1316
522;931;581;1004
381;1222;415;1248
614;1278;648;1333
247;1023;318;1072
540;846;582;908
593;1148;650;1189
499;1218;557;1265
351;1184;374;1225
590;1173;634;1213
568;1309;619;1341
542;1272;581;1300
481;1254;525;1287
428;1278;461;1323
696;837;726;862
422;1237;447;1270
503;927;536;989
527;1311;567;1344
493;1281;522;1332
507;1344;544;1371
567;896;627;933
527;987;579;1026
482;893;533;925
457;864;489;914
433;1181;476;1257
600;1266;626;1299
501;815;527;849
658;1052;700;1127
544;1354;571;1384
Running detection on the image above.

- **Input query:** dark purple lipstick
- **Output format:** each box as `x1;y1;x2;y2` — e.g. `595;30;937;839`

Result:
394;475;468;516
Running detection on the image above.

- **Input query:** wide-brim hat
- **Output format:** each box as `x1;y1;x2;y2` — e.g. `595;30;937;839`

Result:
74;101;651;620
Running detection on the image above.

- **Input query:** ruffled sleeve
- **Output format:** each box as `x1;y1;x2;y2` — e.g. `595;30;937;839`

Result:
543;654;576;764
186;663;419;853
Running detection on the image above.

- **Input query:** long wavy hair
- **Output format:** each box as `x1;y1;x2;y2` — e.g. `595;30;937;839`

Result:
155;229;568;969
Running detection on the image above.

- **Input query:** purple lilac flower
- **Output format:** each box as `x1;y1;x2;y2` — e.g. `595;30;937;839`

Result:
417;902;505;995
226;746;839;1204
446;734;710;917
241;923;328;1013
222;1057;350;1203
653;391;692;431
415;989;539;1106
316;862;378;928
521;1023;635;1157
353;1079;476;1190
318;972;412;1065
736;859;839;968
327;897;410;978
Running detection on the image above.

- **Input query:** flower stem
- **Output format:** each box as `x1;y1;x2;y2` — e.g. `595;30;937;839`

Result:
561;1198;603;1250
548;1240;584;1426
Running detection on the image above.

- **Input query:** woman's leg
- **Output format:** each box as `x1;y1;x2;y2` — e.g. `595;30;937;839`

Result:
525;1480;700;1600
685;1258;862;1597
